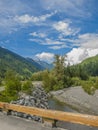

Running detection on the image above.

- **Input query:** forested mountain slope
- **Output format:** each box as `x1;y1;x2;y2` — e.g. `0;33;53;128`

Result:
0;47;43;79
80;55;98;76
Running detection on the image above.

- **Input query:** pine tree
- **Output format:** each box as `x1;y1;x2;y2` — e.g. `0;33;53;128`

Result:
53;55;65;89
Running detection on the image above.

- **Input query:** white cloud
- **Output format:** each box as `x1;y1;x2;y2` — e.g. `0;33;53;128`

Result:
14;12;56;24
30;32;38;37
54;21;69;31
29;38;42;43
65;33;98;65
29;37;67;50
0;0;33;33
15;15;33;23
78;33;98;49
35;52;54;63
53;21;72;36
38;33;46;38
49;44;66;50
41;0;91;18
29;37;65;46
45;38;64;45
53;21;79;36
59;33;98;49
29;32;46;38
0;0;29;16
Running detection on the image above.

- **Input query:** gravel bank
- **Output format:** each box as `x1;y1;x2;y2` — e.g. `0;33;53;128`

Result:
50;86;98;115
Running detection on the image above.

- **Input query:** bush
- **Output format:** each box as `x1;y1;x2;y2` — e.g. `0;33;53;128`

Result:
90;76;98;89
4;70;21;101
81;80;95;95
22;80;33;94
31;71;43;81
43;71;56;92
71;77;81;86
0;91;18;102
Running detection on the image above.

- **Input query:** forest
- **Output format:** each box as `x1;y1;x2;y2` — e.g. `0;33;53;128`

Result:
1;53;98;102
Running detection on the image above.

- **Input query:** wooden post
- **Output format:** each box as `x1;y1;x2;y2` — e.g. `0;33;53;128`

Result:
2;103;11;115
43;118;57;127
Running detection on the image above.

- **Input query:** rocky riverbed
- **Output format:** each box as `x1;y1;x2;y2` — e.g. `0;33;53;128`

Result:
50;86;98;115
10;83;49;122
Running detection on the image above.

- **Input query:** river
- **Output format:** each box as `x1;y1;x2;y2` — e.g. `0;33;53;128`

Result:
48;98;98;130
48;97;76;112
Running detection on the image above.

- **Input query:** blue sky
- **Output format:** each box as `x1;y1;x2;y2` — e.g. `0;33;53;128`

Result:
0;0;98;63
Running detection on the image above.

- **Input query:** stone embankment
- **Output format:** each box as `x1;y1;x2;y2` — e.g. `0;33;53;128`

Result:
50;86;98;115
11;83;49;122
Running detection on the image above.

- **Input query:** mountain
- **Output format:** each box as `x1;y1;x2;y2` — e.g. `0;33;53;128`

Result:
26;58;45;70
66;48;98;65
33;58;53;70
0;47;44;79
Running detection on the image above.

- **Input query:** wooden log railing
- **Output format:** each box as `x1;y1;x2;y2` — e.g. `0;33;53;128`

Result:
0;102;98;127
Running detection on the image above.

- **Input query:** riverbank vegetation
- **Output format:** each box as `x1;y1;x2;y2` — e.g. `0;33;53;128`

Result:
31;55;98;95
0;70;33;102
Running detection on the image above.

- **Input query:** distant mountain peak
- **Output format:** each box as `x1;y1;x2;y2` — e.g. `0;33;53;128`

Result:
32;57;53;70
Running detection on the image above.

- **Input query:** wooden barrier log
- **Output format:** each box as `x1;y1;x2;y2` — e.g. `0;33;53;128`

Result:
0;102;98;127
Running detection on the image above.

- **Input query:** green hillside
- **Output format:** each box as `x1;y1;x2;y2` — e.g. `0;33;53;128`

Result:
80;55;98;76
81;55;98;63
0;47;40;79
67;55;98;80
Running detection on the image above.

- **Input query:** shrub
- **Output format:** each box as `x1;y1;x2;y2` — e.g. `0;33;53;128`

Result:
71;77;81;86
22;80;33;94
81;80;95;95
